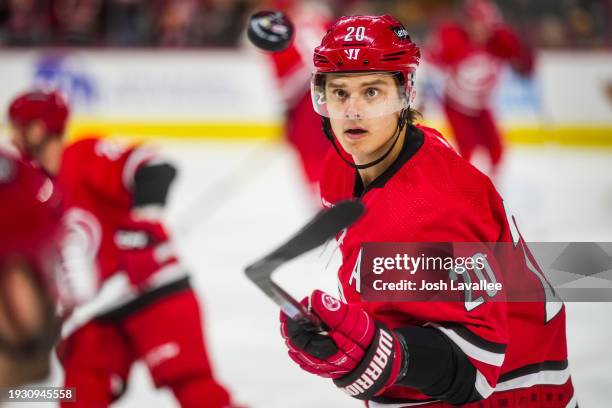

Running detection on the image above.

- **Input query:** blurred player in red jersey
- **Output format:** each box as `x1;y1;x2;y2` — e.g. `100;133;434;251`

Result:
425;0;534;174
261;0;332;191
0;152;63;388
278;15;575;407
7;90;239;408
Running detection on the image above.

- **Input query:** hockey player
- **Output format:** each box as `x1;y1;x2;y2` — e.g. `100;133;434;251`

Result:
0;152;63;388
425;0;534;173
7;90;238;408
279;15;575;407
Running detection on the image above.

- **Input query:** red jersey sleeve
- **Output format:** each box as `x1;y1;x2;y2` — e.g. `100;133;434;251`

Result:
62;138;159;205
488;25;534;75
426;24;469;67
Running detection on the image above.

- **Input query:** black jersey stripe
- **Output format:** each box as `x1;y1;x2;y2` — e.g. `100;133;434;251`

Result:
499;360;569;383
369;395;436;405
439;323;507;354
97;276;191;322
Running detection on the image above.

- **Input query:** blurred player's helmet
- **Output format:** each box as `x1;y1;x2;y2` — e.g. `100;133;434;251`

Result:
465;0;502;28
8;89;70;136
310;15;421;169
0;152;63;356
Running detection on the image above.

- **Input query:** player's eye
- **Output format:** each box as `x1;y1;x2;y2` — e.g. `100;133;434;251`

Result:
364;87;380;98
333;89;348;100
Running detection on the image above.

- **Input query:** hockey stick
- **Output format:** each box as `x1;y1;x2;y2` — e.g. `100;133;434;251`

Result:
172;142;278;236
245;200;365;330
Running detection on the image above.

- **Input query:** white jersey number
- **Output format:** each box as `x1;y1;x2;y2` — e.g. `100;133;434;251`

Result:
503;201;563;323
344;26;365;42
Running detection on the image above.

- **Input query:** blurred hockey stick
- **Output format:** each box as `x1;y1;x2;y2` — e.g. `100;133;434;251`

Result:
245;200;364;331
172;142;279;236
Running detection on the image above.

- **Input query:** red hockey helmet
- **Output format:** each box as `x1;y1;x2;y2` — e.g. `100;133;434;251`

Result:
0;152;63;301
311;15;420;119
8;89;70;136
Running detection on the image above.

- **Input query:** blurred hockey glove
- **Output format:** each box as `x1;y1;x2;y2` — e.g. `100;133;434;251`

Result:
280;290;406;400
115;218;178;289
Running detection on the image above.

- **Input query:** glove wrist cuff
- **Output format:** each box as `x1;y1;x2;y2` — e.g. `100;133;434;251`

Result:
333;324;403;400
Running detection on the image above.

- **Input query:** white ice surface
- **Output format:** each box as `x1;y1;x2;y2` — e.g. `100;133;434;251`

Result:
9;140;612;407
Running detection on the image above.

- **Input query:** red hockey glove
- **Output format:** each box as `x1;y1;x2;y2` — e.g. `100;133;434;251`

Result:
115;219;178;289
280;290;406;400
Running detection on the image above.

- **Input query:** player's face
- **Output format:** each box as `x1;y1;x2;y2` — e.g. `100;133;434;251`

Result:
0;259;55;387
325;73;404;164
9;124;29;153
10;122;64;176
466;19;491;43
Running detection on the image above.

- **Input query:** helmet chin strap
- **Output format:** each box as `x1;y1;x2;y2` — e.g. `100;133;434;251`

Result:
322;109;409;170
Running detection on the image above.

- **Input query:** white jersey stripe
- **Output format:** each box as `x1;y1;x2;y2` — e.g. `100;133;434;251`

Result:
429;323;506;367
369;401;434;407
475;370;495;398
496;365;571;392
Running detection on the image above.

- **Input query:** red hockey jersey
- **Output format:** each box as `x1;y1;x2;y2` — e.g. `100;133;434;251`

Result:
426;23;533;113
320;125;575;407
57;137;184;322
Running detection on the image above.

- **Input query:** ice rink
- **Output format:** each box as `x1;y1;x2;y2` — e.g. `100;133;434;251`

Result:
14;138;612;407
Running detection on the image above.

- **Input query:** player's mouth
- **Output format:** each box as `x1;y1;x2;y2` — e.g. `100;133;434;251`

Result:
344;128;368;140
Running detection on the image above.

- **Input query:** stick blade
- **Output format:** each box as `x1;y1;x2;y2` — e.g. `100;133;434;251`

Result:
266;200;365;262
244;200;365;327
245;200;364;281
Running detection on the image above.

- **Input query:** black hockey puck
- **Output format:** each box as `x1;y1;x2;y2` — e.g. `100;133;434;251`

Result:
247;10;294;52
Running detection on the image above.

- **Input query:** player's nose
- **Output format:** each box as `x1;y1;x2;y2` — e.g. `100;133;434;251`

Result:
343;95;366;120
